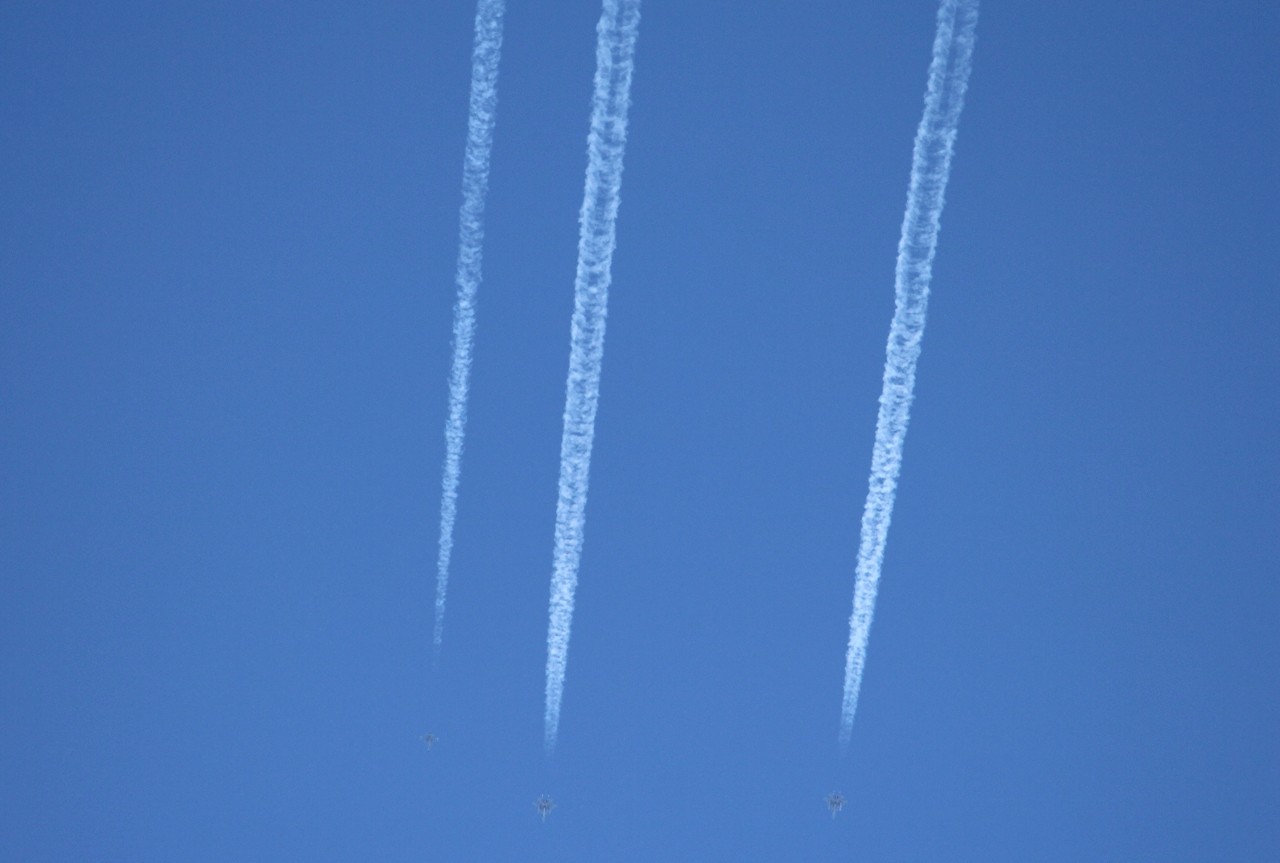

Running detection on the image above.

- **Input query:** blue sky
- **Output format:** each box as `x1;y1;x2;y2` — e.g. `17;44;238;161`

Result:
3;1;1277;859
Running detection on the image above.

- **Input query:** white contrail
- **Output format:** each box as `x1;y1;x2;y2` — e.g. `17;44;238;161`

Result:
544;0;642;754
434;0;505;655
840;0;979;750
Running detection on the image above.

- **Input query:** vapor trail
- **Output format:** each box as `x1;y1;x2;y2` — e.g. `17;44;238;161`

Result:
544;0;642;754
434;0;505;655
840;0;979;750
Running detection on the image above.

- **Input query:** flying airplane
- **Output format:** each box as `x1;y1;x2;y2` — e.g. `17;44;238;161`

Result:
534;795;555;822
421;733;438;750
826;792;846;818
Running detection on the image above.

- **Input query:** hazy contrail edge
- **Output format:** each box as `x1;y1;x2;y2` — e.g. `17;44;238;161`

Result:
545;0;642;754
434;0;505;655
840;0;979;750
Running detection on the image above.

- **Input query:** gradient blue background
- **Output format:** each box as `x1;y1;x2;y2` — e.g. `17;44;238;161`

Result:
3;1;1277;859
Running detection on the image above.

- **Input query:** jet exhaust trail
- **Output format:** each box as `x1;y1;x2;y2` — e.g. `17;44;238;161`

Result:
434;0;506;655
544;0;642;754
840;0;979;750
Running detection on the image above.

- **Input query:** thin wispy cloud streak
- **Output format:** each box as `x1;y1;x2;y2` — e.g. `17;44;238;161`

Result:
840;0;979;750
545;0;642;754
434;0;505;655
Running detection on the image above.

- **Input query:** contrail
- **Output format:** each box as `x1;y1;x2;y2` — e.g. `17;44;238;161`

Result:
840;0;979;750
434;0;505;655
544;0;642;754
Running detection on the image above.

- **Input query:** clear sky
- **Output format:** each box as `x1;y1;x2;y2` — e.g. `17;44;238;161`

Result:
3;1;1277;859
